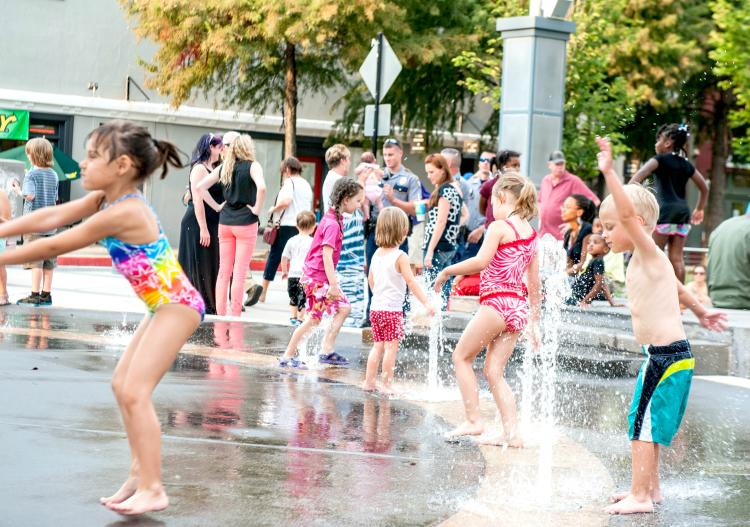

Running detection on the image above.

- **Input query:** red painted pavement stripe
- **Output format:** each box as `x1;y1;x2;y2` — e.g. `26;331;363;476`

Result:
57;255;271;271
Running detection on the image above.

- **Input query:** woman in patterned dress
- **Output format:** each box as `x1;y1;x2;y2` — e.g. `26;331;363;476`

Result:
422;154;463;307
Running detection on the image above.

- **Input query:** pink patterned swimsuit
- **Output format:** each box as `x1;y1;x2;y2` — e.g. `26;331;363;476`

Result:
479;219;537;333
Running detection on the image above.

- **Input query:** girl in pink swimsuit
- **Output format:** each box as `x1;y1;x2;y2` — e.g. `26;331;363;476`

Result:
0;120;203;516
435;171;541;446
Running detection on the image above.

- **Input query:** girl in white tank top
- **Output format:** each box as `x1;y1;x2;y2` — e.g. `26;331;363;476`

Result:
363;207;435;395
370;248;408;312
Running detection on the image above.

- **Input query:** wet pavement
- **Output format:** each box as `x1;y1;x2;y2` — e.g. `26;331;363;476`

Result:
0;306;748;526
555;372;750;527
0;308;483;527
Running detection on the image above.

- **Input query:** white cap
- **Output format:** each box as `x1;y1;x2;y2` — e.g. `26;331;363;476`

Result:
223;131;240;146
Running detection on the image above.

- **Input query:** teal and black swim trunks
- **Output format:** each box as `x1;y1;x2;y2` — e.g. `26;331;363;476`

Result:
628;340;694;446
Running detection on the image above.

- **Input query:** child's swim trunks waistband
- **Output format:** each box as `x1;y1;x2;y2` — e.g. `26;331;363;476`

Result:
640;339;690;356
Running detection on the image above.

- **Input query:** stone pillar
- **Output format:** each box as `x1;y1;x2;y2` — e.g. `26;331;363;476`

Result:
496;16;575;187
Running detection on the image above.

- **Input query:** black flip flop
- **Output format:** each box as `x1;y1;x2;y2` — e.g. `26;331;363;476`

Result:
244;284;263;307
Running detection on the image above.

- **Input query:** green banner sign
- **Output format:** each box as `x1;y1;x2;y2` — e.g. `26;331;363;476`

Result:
0;109;30;141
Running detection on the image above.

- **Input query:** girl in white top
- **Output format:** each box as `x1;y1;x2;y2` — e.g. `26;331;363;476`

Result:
363;207;435;395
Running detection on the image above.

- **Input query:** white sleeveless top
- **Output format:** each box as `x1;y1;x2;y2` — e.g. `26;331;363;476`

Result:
370;248;407;312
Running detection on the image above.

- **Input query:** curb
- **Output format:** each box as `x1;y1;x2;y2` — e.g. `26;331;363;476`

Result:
58;255;269;271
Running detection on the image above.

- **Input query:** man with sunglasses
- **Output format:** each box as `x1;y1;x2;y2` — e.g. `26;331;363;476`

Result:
539;150;600;240
462;151;495;259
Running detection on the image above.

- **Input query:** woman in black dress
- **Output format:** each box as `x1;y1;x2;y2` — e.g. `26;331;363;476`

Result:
178;133;225;314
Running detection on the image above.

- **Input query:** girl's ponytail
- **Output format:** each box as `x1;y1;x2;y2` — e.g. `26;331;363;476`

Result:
153;139;183;180
493;170;538;220
570;194;596;223
88;120;185;181
657;123;689;157
515;177;539;220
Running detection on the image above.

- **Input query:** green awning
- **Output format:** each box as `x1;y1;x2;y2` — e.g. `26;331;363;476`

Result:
0;145;80;182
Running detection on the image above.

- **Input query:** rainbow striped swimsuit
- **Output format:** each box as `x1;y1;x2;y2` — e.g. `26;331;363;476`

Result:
102;193;205;320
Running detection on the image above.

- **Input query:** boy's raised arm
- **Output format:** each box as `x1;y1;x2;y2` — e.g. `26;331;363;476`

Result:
596;137;659;257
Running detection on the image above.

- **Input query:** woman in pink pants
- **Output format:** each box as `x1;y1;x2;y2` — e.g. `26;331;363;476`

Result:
198;134;266;316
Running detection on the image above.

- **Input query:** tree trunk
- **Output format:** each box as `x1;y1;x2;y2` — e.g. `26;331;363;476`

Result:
704;89;729;242
283;41;298;158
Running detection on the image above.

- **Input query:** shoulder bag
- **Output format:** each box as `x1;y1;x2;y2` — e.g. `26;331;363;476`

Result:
262;178;295;245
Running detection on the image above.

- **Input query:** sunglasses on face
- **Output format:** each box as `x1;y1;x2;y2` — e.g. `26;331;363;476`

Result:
694;271;705;275
479;157;494;163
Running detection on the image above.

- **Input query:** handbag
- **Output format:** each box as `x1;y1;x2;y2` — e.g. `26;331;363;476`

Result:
262;217;280;245
262;178;294;245
181;185;191;207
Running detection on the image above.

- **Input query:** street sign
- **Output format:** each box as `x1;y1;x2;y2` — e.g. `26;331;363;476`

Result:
364;104;391;136
359;35;402;102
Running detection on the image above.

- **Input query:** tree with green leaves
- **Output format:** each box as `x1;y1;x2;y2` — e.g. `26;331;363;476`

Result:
120;0;394;157
710;0;750;160
453;0;712;182
120;0;486;157
696;0;749;233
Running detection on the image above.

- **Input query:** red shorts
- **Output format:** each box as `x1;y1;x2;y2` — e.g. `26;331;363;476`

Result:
369;311;404;342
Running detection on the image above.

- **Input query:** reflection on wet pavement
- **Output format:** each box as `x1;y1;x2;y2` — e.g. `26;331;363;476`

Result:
0;308;483;526
554;372;750;527
2;306;749;526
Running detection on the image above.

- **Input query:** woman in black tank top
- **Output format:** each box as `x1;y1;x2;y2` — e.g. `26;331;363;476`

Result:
630;124;708;282
196;133;267;315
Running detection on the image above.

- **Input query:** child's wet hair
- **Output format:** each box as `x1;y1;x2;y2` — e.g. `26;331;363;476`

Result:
330;177;363;223
657;123;689;156
375;207;409;248
600;184;659;229
89;120;183;180
296;210;316;231
492;170;538;220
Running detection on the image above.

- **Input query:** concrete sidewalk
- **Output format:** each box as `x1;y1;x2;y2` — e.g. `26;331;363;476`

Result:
4;265;344;331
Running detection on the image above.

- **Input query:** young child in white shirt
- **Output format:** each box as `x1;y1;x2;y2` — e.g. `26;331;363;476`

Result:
281;211;316;325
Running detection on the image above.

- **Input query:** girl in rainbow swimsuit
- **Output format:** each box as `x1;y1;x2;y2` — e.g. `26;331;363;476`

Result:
0;120;204;516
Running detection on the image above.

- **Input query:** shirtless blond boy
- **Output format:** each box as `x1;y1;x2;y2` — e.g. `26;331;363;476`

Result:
595;137;728;515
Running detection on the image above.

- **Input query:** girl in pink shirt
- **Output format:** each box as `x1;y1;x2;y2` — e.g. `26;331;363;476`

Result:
280;178;364;368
